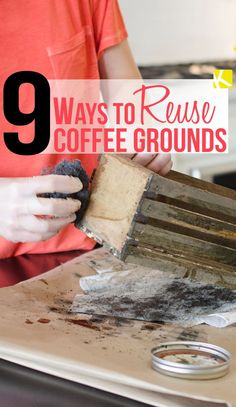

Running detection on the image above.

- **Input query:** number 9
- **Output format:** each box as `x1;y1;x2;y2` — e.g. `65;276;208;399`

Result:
3;71;50;155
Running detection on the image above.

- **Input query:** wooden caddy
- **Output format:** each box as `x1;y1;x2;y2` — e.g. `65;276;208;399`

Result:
78;155;236;276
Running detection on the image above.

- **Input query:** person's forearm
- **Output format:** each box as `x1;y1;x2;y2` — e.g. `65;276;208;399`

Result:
98;40;172;176
99;39;141;80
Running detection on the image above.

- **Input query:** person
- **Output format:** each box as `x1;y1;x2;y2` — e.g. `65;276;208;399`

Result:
0;0;172;259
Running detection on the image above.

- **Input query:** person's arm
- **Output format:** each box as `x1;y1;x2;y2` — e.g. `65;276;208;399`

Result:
99;39;172;175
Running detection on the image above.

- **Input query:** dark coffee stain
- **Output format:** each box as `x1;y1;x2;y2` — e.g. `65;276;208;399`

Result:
141;323;159;331
90;315;133;329
49;306;62;313
131;334;142;340
48;298;72;316
25;319;33;324
90;316;132;327
90;316;107;323
38;318;50;324
64;318;100;331
39;279;49;286
112;317;133;327
176;328;202;341
48;306;68;315
60;299;72;305
74;272;82;278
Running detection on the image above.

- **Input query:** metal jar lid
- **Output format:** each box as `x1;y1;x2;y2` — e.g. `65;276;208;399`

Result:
151;341;231;380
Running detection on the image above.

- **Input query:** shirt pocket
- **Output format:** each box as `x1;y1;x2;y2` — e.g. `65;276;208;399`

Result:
46;26;99;79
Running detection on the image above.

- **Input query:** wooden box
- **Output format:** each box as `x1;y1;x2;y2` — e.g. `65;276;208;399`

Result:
78;155;236;275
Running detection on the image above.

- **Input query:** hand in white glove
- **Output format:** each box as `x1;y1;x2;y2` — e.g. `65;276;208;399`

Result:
0;175;82;243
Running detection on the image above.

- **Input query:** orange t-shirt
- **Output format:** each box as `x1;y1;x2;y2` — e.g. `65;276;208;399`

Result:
0;0;128;258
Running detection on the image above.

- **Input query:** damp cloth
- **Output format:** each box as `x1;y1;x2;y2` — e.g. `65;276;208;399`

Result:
71;262;236;327
42;160;90;222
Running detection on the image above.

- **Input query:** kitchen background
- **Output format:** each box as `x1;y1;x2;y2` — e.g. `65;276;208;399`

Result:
119;0;236;189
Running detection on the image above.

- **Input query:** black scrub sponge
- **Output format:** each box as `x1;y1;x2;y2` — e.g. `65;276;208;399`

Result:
43;160;90;222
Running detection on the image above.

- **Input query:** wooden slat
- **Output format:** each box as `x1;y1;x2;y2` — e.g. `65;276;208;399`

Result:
132;223;236;267
146;175;236;221
166;170;236;200
138;199;236;249
124;245;236;288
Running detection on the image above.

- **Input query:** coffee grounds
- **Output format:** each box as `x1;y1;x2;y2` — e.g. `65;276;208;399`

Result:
72;277;236;324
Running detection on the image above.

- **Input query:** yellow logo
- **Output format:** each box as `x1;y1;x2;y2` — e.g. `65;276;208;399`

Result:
213;70;233;88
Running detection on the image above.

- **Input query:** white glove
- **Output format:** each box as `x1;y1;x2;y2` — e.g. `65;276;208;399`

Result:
0;175;82;243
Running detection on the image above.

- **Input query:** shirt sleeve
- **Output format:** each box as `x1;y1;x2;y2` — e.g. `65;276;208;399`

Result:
91;0;128;59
